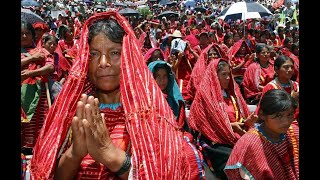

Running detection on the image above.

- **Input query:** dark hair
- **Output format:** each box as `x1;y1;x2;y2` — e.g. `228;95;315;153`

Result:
274;55;293;70
255;43;267;54
223;33;233;44
21;20;35;41
153;64;171;78
217;60;229;72
259;89;295;115
291;43;299;52
42;33;58;44
88;19;125;44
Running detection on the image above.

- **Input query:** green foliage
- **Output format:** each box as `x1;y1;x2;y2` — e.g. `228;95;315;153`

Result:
138;7;152;17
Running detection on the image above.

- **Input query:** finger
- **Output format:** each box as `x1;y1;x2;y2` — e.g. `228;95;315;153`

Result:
80;94;88;104
76;101;84;120
85;104;95;128
71;117;80;134
82;119;95;140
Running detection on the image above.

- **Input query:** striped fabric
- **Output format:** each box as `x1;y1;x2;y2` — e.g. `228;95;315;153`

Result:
242;61;275;99
30;12;198;180
75;106;129;179
225;124;299;179
188;59;250;146
22;83;49;148
227;40;252;76
186;44;227;102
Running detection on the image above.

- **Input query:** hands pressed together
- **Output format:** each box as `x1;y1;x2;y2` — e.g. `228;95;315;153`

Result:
71;94;115;164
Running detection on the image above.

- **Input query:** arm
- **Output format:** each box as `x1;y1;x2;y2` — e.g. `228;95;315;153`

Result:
21;50;45;67
21;56;35;67
28;64;54;77
54;144;83;180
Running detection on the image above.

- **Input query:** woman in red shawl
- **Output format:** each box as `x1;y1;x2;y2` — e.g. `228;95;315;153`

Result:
280;37;299;81
220;33;234;55
242;43;275;105
33;22;50;46
30;12;204;180
41;33;71;101
227;39;255;86
143;47;166;65
186;43;226;105
188;59;257;180
259;55;299;123
58;26;80;57
21;21;54;153
225;89;299;180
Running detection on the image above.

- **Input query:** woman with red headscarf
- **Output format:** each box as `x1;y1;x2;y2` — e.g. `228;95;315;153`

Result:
280;37;299;81
188;59;257;180
143;47;166;65
227;39;255;86
242;43;275;105
186;43;226;105
33;22;50;46
30;12;204;180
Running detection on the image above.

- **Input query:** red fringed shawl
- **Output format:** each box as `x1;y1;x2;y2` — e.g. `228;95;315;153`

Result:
225;124;299;179
242;61;275;99
186;44;227;102
188;59;250;146
30;12;196;179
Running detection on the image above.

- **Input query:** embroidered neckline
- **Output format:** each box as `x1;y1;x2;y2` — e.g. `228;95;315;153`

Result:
99;103;122;110
255;123;286;144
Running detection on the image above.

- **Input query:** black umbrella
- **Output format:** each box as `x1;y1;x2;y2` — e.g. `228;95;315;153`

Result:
118;8;140;16
158;11;179;19
21;8;45;24
166;1;177;7
114;2;128;7
195;7;206;13
95;5;106;9
21;0;40;7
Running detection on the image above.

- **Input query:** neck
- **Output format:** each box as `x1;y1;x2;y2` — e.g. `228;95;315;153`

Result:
96;88;121;104
261;123;281;142
260;61;269;68
276;77;290;84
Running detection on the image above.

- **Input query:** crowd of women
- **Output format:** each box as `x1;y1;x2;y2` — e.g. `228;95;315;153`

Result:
21;0;299;179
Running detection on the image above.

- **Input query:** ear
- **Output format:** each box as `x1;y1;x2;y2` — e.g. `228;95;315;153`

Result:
258;109;266;121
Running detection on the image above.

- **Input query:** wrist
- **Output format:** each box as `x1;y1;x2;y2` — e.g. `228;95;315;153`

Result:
100;144;127;173
68;148;84;164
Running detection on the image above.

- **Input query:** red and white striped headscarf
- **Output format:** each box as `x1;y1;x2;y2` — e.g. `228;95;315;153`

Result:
188;59;250;146
30;11;193;179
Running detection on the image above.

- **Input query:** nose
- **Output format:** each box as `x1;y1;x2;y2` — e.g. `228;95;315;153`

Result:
99;54;111;68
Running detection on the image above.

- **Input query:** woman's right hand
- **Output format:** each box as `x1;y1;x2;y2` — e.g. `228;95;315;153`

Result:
32;50;45;62
70;94;89;160
231;122;246;136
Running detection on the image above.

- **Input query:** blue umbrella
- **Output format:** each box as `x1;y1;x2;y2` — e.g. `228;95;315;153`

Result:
21;0;40;7
21;8;45;25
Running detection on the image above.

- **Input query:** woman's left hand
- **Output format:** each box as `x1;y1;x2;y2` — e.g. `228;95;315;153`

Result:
82;96;115;164
21;69;31;81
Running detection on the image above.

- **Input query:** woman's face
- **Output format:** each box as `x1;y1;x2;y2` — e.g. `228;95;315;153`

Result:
226;37;234;47
154;68;169;92
262;108;294;135
276;60;294;81
218;64;231;90
285;40;293;49
257;47;270;63
233;33;240;42
293;46;299;56
88;33;122;92
208;47;220;62
65;29;74;40
239;43;247;54
21;27;33;47
35;28;45;41
150;50;162;63
43;38;58;54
